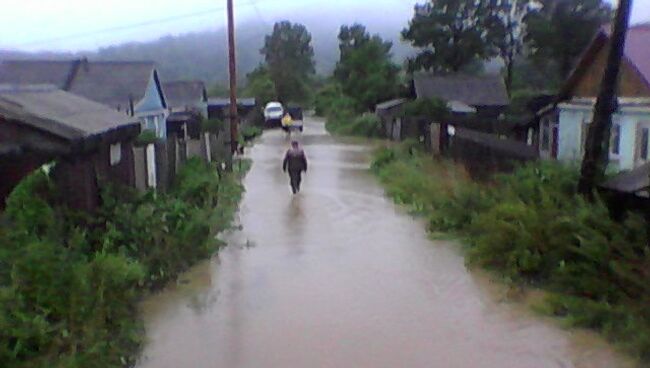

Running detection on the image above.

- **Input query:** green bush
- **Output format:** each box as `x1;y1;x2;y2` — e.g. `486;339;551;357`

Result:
327;113;382;138
134;129;158;147
0;159;248;367
241;126;263;141
403;97;450;120
202;119;224;133
372;144;650;361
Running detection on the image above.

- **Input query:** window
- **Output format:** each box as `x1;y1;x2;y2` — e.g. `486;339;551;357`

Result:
641;127;649;161
154;115;162;137
541;120;550;151
109;143;122;166
610;124;621;155
580;113;589;147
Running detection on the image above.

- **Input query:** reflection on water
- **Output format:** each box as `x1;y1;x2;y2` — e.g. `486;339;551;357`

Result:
137;119;636;368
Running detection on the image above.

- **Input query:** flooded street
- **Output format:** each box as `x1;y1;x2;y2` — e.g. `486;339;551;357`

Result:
138;119;633;368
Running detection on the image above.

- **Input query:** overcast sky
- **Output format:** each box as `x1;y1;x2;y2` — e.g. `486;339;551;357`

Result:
0;0;648;52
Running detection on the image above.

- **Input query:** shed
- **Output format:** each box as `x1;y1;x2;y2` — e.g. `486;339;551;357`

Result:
412;73;509;117
375;98;407;140
0;85;140;210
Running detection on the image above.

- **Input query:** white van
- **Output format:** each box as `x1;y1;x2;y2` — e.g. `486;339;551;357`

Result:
264;102;284;127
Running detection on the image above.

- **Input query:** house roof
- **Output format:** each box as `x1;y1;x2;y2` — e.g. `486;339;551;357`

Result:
622;24;650;87
0;59;160;110
208;97;256;107
0;84;139;141
0;60;76;89
163;80;207;108
559;24;650;101
413;74;509;107
376;98;407;111
601;162;650;196
69;61;158;109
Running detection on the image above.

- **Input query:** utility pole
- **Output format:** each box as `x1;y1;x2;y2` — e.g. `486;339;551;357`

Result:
227;0;239;164
577;0;633;197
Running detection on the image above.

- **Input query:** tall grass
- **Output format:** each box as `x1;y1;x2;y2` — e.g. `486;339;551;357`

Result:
0;158;248;367
372;143;650;361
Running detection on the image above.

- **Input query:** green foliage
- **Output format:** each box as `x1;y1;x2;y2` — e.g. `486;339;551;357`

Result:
261;21;315;104
334;24;400;111
241;126;263;141
403;98;450;120
525;0;612;78
201;118;224;133
243;65;277;107
402;0;496;72
0;159;248;367
327;113;383;138
372;145;650;360
134;129;158;147
313;82;346;116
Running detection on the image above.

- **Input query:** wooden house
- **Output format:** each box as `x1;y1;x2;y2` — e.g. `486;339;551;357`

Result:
0;85;140;211
0;59;169;138
0;59;170;190
411;73;509;118
375;98;407;140
552;24;650;171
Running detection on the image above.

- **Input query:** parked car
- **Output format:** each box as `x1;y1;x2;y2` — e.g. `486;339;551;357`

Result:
264;102;284;127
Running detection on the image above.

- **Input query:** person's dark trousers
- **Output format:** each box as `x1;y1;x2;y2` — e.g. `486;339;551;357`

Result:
289;170;302;194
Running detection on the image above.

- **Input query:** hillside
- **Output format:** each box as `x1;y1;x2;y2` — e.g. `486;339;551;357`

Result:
1;12;414;85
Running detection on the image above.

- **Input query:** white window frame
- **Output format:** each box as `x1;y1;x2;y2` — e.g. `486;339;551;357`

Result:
109;143;122;166
636;122;650;165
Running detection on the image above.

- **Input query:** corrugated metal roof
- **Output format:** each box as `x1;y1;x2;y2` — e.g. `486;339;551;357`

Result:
208;97;256;107
413;74;509;107
0;85;139;140
0;60;75;88
0;59;159;110
69;61;156;109
163;80;206;108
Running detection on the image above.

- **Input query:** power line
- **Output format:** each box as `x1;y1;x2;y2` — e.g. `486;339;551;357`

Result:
12;1;266;48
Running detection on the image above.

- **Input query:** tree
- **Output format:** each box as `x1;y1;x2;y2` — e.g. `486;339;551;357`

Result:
261;21;315;104
485;0;534;94
334;24;400;111
578;0;632;197
402;0;496;73
243;65;277;106
525;0;612;79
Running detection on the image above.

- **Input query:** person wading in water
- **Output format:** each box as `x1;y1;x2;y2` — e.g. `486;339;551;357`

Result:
282;140;308;194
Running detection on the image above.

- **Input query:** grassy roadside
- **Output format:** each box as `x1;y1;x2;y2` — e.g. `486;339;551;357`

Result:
371;142;650;363
0;158;250;368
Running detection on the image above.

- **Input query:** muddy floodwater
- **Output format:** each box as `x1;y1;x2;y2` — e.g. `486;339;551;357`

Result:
137;119;634;368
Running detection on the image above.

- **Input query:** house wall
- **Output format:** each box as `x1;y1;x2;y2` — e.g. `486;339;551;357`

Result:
558;105;650;171
0;154;49;209
573;42;650;98
93;140;136;188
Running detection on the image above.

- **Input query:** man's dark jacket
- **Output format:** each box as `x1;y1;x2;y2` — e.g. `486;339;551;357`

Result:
283;148;308;173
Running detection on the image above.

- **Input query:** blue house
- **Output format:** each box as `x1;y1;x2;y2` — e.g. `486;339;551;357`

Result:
552;24;650;171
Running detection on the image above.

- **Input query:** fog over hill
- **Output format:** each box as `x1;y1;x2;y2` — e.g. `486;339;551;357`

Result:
1;5;415;85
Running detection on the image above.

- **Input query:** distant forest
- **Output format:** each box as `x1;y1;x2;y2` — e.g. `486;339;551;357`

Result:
0;18;416;86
